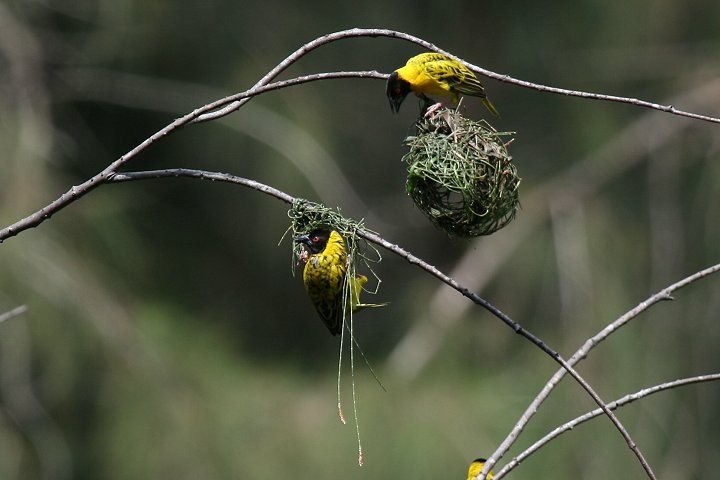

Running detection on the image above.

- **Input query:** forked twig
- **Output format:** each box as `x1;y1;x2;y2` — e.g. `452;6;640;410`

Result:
483;262;720;478
496;373;720;478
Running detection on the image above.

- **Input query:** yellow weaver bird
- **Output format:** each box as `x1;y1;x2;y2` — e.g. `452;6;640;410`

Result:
294;227;385;335
386;52;499;117
467;458;494;480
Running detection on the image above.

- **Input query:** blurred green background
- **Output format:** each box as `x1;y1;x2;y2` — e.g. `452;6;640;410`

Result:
1;0;719;478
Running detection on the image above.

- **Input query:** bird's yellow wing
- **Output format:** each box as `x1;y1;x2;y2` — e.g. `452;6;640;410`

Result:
407;52;453;67
297;229;387;335
412;53;500;117
422;58;485;97
304;255;346;335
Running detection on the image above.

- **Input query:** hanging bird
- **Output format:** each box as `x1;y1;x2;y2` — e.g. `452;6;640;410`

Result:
386;52;499;117
467;458;495;480
294;227;386;335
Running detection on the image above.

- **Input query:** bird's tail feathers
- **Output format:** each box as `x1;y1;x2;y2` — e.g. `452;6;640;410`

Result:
482;97;500;117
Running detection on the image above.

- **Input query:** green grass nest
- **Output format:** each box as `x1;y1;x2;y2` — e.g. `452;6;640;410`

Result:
403;108;520;237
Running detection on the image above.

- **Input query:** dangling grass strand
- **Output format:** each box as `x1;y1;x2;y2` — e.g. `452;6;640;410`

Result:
286;198;388;465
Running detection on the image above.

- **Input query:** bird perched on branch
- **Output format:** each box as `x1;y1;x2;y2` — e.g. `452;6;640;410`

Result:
467;458;494;480
294;227;386;335
387;52;499;117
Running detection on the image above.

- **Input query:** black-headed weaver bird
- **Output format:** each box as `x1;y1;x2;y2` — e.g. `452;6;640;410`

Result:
467;458;494;480
386;52;499;117
294;227;386;335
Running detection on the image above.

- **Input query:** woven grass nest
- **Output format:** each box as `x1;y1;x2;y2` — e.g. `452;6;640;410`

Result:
403;108;520;237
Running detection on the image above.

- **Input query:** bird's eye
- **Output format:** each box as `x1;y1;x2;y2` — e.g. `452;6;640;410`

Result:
311;236;320;243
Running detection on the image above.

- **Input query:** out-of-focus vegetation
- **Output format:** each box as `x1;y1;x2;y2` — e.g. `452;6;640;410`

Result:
1;0;719;479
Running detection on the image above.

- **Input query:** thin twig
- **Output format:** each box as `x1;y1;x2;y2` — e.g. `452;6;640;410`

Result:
482;262;720;478
109;168;657;479
0;305;28;324
191;71;386;123
357;231;656;480
497;373;720;478
194;28;719;124
0;71;379;243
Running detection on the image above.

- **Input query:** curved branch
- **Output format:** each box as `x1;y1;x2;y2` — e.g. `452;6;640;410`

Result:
191;70;386;123
380;28;720;123
483;261;720;478
110;168;656;479
195;28;720;124
0;71;380;243
496;373;720;478
109;169;295;203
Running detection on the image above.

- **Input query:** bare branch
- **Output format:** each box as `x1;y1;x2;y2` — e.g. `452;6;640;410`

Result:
482;262;720;478
109;169;295;203
0;305;28;324
0;71;380;243
110;168;656;479
196;28;720;124
198;28;720;124
496;373;720;478
191;71;386;123
381;28;720;123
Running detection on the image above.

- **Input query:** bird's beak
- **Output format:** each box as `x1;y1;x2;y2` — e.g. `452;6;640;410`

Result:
388;95;404;113
293;233;310;244
386;71;406;113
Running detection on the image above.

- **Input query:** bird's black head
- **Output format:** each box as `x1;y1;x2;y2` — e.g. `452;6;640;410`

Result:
294;227;331;254
386;71;411;113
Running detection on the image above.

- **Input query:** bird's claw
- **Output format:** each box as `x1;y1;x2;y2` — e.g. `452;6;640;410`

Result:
423;102;445;118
